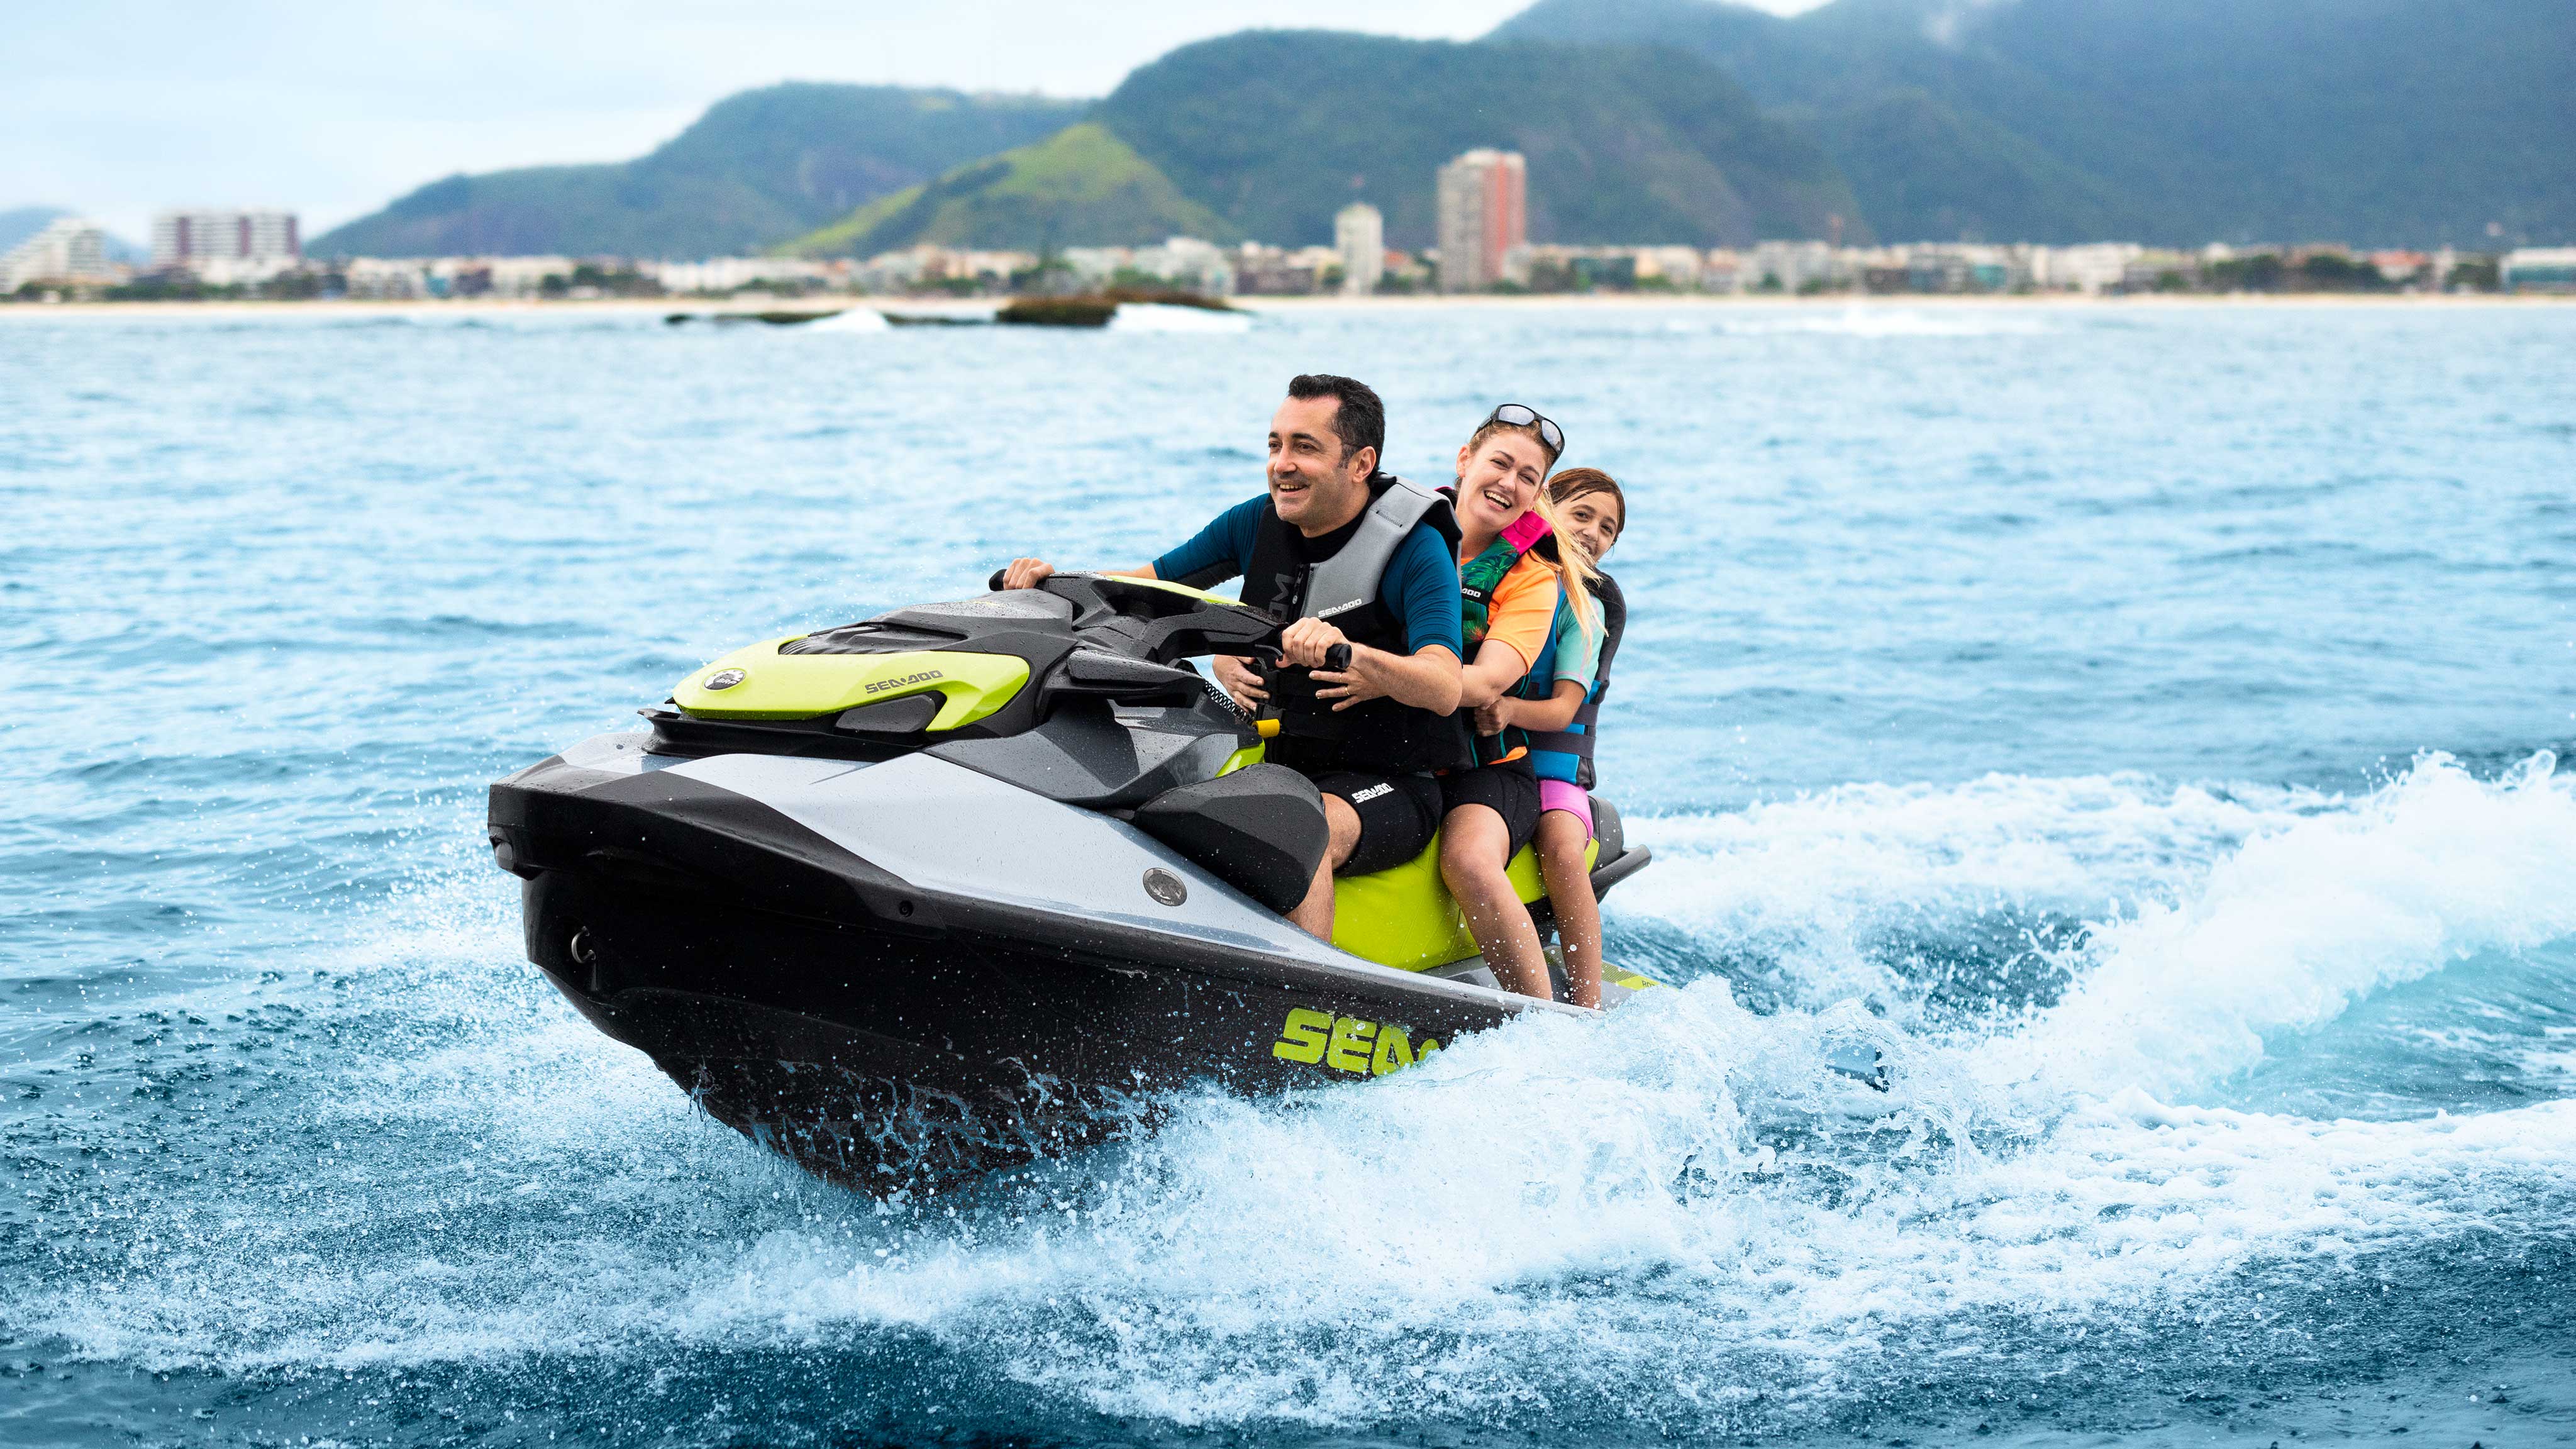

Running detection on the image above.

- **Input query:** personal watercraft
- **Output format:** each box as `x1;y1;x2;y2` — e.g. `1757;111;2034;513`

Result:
487;574;1655;1189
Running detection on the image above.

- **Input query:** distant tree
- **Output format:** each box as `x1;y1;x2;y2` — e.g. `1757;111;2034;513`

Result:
2209;253;2285;292
2297;253;2384;291
2447;257;2501;291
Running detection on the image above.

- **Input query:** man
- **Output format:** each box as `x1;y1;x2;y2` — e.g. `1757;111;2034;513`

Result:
999;373;1466;940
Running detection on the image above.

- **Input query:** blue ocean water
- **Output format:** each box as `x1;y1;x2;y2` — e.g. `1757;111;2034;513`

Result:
4;299;2574;1447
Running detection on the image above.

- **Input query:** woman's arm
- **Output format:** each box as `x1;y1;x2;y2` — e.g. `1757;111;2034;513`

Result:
1480;677;1587;735
1458;638;1535;710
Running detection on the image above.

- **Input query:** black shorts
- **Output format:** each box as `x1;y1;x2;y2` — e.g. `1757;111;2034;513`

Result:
1311;770;1445;877
1440;761;1543;859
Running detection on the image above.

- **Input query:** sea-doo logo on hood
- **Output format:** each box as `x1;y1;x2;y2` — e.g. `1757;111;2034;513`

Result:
1272;1008;1441;1076
867;670;943;695
703;669;747;691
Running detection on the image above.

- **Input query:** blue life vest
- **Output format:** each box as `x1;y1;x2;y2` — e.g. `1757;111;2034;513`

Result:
1524;572;1624;788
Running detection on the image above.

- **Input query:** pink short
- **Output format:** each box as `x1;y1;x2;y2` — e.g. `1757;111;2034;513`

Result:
1537;779;1593;841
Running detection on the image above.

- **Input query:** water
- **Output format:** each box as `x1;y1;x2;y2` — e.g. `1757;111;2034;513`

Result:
4;299;2573;1446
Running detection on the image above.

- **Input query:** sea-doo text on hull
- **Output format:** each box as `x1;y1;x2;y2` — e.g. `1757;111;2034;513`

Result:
489;575;1652;1187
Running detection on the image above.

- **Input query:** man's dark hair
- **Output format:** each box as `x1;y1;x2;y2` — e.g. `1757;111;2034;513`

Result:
1285;374;1385;466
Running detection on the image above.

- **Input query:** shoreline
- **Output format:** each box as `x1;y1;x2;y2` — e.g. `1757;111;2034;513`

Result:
0;291;2563;321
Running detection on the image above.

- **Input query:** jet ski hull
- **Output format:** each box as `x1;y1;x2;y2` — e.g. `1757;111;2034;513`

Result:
493;733;1591;1190
521;868;1533;1188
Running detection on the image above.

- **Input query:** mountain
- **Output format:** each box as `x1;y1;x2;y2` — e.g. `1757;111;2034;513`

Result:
784;123;1231;257
1094;31;1863;248
1496;0;2576;245
309;84;1088;258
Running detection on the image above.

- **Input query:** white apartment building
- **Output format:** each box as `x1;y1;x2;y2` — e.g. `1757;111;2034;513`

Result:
2502;247;2576;292
1701;248;1748;293
1435;150;1526;293
1749;240;1835;293
341;258;433;300
651;257;840;294
1129;236;1234;294
1632;245;1704;289
1334;203;1384;296
1;216;116;292
152;208;299;272
2034;242;2143;294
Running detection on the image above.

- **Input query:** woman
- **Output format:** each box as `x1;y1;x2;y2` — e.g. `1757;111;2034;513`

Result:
1432;405;1597;1001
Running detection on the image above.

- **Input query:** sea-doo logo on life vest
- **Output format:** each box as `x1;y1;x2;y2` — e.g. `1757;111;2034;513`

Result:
866;670;943;695
1314;598;1368;619
1272;1008;1441;1076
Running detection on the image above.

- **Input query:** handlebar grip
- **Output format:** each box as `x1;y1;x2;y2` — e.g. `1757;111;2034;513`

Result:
1324;643;1352;672
987;569;1009;591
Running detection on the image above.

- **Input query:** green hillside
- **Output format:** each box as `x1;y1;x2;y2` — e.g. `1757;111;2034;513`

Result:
1496;0;2576;245
784;123;1231;257
309;84;1087;258
1096;31;1863;248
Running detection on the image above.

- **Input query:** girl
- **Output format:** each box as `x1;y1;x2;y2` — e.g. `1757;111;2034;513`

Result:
1433;406;1598;1001
1478;469;1624;1008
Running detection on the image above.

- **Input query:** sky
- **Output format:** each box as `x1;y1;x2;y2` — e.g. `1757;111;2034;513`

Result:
8;0;1826;242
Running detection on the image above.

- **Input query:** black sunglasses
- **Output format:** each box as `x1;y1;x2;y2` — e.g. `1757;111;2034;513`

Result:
1485;403;1565;460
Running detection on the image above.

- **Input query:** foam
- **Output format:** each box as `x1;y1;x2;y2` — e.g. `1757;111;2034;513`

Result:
636;994;2576;1427
1108;303;1253;333
1995;752;2576;1097
799;308;891;333
1619;771;2327;1015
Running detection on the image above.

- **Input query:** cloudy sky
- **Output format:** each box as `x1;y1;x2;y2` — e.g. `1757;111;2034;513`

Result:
8;0;1824;241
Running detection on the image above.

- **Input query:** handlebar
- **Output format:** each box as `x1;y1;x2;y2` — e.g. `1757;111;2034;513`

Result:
1249;643;1352;671
985;569;1346;669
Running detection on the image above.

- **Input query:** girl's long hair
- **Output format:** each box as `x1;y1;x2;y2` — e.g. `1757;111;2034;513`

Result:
1544;467;1626;644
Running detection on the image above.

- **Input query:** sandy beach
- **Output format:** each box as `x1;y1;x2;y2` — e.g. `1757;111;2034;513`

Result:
0;290;2563;321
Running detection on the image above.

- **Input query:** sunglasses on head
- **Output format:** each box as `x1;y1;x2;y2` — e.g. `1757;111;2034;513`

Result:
1485;403;1565;460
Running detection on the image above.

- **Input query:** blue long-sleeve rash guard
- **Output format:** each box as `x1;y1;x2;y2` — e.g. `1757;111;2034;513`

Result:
1151;496;1463;660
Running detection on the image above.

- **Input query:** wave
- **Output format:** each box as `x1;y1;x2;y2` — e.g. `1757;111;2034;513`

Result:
1994;752;2576;1098
1108;303;1253;334
799;308;891;333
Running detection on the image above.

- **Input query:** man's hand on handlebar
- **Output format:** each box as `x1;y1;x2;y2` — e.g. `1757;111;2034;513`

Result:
998;558;1057;591
1314;647;1391;711
1211;654;1268;713
1277;618;1350;669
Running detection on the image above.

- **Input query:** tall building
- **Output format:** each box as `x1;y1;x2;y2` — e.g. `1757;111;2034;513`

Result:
151;208;300;272
0;216;114;292
1435;150;1525;294
1334;203;1384;296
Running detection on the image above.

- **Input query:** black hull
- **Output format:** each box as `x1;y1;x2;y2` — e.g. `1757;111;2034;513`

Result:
523;869;1528;1190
